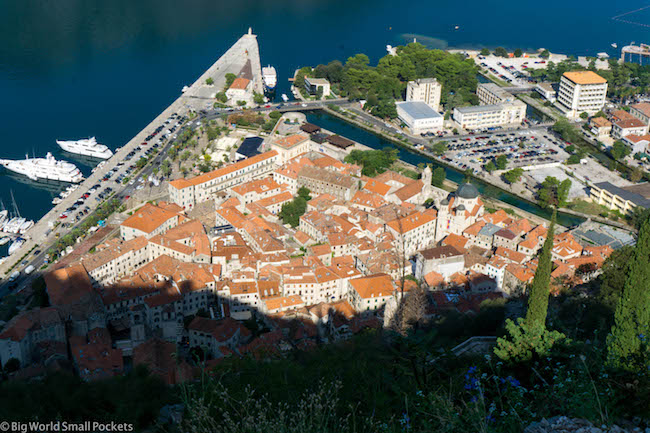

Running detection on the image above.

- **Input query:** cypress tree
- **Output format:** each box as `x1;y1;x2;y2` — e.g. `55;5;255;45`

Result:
607;216;650;369
525;212;556;334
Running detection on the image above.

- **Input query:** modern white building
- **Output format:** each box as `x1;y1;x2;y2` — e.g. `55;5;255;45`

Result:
396;101;444;134
556;71;608;118
535;82;557;102
304;77;331;98
477;83;517;105
406;78;442;111
453;100;526;131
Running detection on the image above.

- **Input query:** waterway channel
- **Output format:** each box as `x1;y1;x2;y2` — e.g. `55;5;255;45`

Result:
305;111;586;228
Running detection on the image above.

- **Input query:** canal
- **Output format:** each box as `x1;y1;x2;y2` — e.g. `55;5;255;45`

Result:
305;111;586;228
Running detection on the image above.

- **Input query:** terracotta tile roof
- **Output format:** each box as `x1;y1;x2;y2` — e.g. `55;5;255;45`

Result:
590;117;612;128
264;295;305;311
482;210;509;226
631;102;650;118
442;234;470;252
392;180;424;202
563;71;607;85
424;271;444;287
505;263;535;283
232;177;282;196
298;165;355;189
80;236;148;273
363;179;392;196
463;220;486;237
44;264;94;306
121;203;178;234
615;118;646;129
169;150;278;190
0;308;61;342
257;191;293;208
350;190;386;209
612;110;636;122
494;247;527;264
386;210;435;234
274;157;314;180
188;317;251;342
349;273;395;299
374;170;416;187
272;134;309;149
229;77;250;90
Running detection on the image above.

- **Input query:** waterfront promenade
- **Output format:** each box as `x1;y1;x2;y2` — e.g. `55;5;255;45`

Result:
0;31;266;279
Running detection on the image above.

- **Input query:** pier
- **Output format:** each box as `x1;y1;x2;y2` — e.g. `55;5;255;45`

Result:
0;30;266;279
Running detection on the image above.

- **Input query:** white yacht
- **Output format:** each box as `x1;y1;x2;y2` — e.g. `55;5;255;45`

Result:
0;153;83;183
281;94;289;102
262;65;277;91
19;220;34;234
8;238;24;255
4;217;25;234
56;137;113;159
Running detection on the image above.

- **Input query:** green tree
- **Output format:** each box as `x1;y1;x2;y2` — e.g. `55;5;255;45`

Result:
538;176;570;208
224;73;237;90
525;213;556;333
216;92;227;103
557;179;572;207
253;92;265;105
269;111;282;120
611;140;631;160
432;167;445;187
237;100;247;107
297;186;312;201
180;150;191;162
540;49;550;59
279;197;308;227
494;47;508;57
503;168;524;184
579;112;589;120
514;48;523;58
607;215;650;369
480;48;490;56
495;154;508;170
205;77;214;85
431;141;448;156
344;148;398;176
484;161;496;173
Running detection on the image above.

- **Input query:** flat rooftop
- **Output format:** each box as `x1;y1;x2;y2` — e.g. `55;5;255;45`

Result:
455;104;504;114
396;101;442;120
594;182;650;208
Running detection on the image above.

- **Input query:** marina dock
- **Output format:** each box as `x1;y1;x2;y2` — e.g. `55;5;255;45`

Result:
0;30;264;278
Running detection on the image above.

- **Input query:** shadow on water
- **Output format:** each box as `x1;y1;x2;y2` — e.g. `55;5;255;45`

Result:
305;111;585;228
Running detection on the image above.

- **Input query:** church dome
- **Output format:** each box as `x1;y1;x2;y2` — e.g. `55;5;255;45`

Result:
441;198;449;205
456;204;466;211
456;183;479;199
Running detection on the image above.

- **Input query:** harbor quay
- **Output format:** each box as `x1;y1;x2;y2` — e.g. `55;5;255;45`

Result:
0;31;266;279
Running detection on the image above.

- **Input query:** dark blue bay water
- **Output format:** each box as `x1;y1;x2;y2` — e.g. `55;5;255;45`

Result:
1;0;648;221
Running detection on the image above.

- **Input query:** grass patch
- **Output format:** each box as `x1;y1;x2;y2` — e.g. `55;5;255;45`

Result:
567;199;610;216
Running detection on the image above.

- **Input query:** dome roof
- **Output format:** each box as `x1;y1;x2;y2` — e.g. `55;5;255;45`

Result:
441;198;449;205
456;183;479;199
456;204;466;211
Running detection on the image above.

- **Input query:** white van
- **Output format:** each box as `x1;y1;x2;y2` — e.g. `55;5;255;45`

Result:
24;265;35;275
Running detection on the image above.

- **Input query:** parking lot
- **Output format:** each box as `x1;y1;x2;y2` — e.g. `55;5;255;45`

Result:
57;112;188;225
441;130;570;173
477;55;545;86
